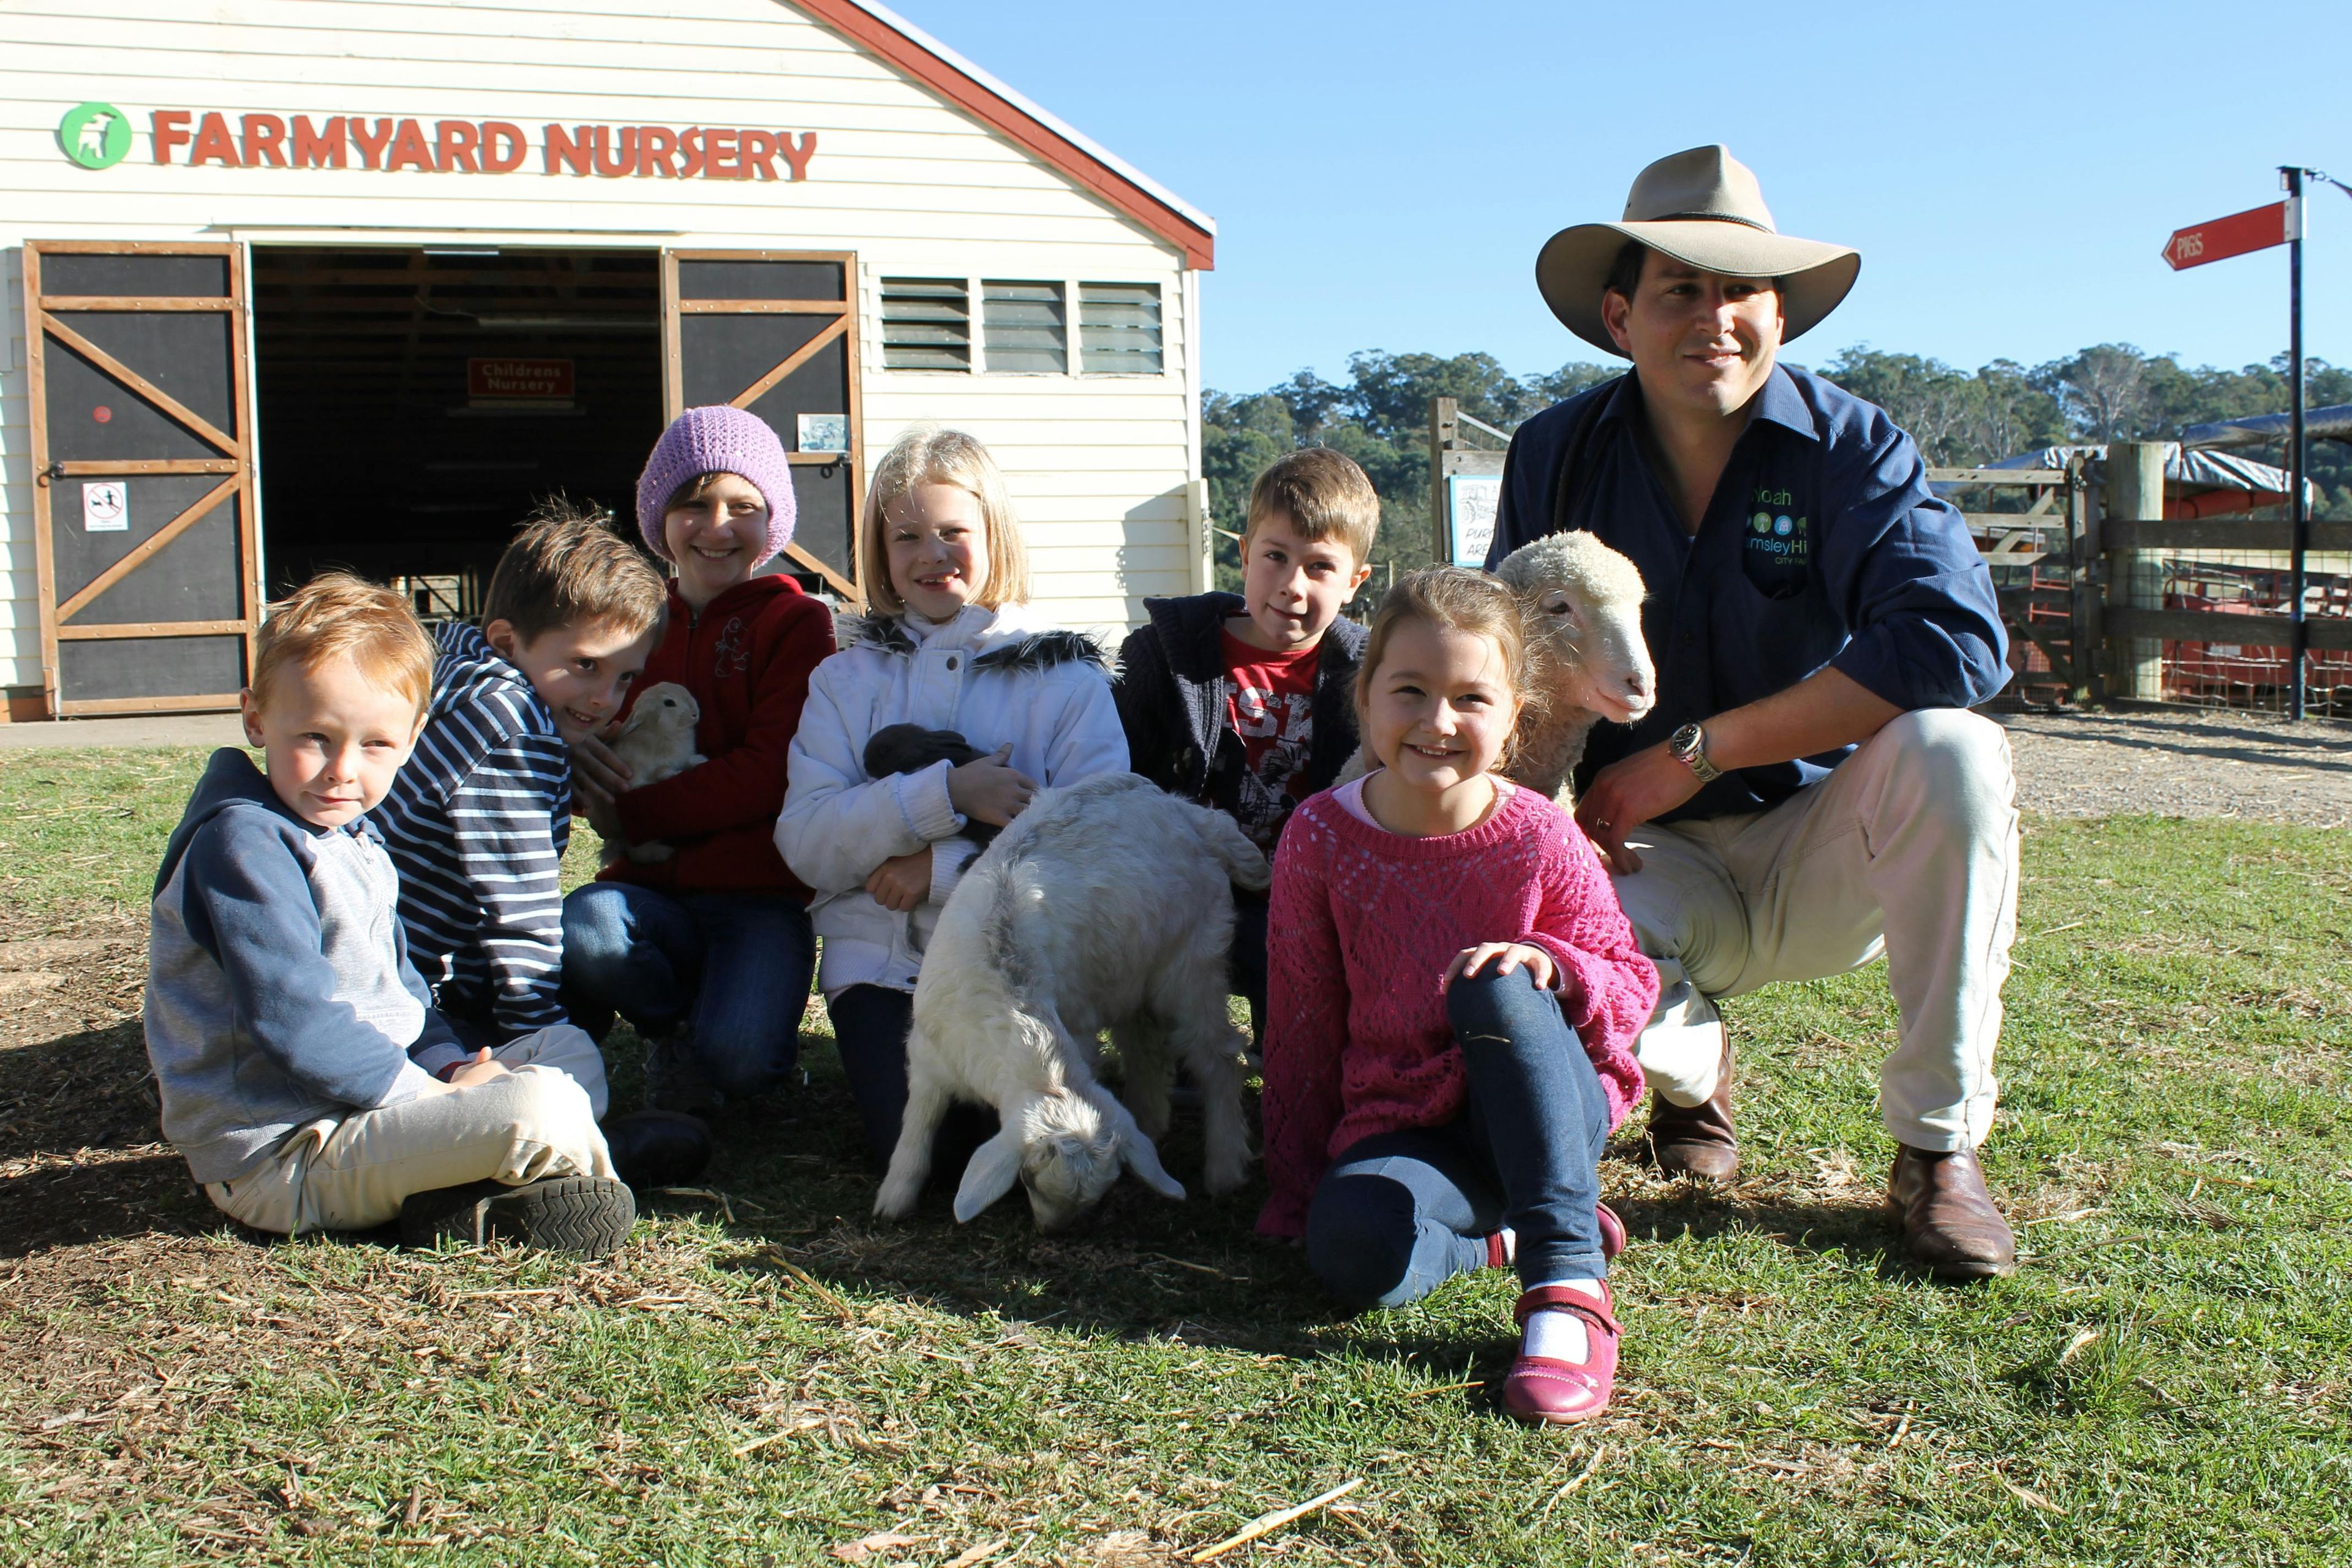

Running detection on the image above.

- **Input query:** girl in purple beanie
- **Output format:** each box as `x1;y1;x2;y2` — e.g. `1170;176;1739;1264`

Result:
562;406;837;1128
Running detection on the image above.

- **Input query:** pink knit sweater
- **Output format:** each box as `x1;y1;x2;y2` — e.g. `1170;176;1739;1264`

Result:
1256;784;1659;1238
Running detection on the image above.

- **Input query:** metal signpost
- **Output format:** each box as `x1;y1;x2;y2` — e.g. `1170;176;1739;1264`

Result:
2161;179;2310;716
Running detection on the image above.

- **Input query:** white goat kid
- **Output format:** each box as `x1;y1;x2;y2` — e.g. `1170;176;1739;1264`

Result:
874;773;1269;1231
1492;530;1657;802
603;682;704;865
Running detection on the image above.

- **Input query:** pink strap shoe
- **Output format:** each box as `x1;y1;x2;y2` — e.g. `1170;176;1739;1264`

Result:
1501;1281;1620;1426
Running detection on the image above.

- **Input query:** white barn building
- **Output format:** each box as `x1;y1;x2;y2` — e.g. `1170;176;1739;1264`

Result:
0;0;1215;718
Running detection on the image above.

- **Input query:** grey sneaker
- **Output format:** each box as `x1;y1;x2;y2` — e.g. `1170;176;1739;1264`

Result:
399;1175;636;1257
643;1030;722;1118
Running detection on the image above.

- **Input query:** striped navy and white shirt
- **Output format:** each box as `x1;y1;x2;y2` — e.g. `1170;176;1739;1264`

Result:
372;622;573;1036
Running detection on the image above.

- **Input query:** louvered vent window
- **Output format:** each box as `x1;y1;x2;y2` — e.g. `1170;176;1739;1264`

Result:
1078;282;1163;374
879;277;971;371
982;281;1067;373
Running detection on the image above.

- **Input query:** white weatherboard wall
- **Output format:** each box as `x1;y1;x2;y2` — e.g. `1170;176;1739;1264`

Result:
0;0;1208;696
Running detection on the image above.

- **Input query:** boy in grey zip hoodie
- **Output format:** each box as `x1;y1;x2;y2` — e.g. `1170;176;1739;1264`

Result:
146;573;631;1254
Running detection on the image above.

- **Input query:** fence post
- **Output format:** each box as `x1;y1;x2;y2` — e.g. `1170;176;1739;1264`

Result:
2106;441;2168;701
1428;396;1458;565
2066;455;2100;705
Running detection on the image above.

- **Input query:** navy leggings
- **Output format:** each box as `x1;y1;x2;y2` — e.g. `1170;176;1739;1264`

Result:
1305;967;1613;1310
828;985;996;1172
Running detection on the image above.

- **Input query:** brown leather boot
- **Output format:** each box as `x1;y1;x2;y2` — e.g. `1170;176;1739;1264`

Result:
1640;1037;1738;1180
1886;1144;2016;1280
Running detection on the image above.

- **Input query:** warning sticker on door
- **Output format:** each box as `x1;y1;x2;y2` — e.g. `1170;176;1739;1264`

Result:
82;481;129;533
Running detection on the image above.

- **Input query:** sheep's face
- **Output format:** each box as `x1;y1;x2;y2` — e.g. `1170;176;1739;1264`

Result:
1498;535;1656;725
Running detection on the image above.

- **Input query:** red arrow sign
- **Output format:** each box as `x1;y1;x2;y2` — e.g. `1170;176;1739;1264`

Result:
2162;202;2290;270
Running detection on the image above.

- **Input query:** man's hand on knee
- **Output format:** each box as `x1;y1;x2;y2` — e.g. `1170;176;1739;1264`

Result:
1575;743;1702;875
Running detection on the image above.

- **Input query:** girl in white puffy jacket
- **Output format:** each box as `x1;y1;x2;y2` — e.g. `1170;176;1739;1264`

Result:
777;426;1128;1164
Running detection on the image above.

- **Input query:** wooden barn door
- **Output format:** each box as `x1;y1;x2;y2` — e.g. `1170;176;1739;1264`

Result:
660;250;864;604
23;241;260;717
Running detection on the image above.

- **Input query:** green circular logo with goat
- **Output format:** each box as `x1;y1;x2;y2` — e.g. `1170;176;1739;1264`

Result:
60;104;132;170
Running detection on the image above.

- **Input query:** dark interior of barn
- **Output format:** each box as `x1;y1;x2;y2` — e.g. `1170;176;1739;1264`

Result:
250;246;665;612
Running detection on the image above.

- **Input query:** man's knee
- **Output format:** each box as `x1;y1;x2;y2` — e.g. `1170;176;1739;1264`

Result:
1874;708;2013;801
1305;1174;1419;1310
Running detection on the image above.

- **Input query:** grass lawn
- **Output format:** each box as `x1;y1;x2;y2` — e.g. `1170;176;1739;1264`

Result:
1;746;2346;1566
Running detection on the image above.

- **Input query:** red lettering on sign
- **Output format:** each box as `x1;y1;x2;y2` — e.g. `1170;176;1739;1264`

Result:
111;108;823;182
740;129;778;180
292;115;345;169
779;131;816;181
349;118;394;170
385;118;434;172
467;358;575;399
638;125;677;178
545;124;594;176
152;110;191;165
189;111;241;168
241;113;287;167
433;120;479;173
480;121;526;173
593;126;635;178
703;128;739;178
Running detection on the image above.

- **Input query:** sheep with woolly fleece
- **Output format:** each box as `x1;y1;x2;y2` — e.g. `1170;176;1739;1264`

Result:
604;682;704;864
1490;530;1656;802
1341;533;1655;805
873;772;1268;1231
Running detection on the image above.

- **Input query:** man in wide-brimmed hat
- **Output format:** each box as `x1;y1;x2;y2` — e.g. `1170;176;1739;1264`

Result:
1487;146;2021;1283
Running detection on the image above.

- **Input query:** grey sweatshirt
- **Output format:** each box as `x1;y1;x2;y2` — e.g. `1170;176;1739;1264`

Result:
145;748;460;1183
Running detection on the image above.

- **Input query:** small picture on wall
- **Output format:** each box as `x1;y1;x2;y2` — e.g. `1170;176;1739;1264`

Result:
797;413;850;454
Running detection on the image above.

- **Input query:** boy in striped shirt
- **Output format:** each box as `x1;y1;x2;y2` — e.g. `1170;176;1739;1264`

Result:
374;504;664;1055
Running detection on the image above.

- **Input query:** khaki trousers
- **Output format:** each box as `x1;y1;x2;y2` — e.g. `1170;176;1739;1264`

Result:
1608;709;2019;1152
206;1025;616;1235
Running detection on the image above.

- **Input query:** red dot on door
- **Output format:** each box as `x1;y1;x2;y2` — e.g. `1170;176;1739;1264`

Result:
92;405;112;423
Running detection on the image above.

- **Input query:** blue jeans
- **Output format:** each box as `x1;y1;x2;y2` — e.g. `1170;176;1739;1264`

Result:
827;984;995;1170
1305;968;1611;1310
1229;888;1269;1023
560;884;815;1099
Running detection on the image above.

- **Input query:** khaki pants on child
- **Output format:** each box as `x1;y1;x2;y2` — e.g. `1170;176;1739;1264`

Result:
1608;708;2021;1153
206;1025;617;1235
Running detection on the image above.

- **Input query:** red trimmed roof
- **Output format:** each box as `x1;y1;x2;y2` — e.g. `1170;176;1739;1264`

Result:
793;0;1215;270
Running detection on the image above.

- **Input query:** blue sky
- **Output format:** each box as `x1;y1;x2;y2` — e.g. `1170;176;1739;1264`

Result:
899;0;2348;398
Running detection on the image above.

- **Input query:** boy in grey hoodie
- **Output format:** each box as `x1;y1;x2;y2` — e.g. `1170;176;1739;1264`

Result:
145;574;632;1254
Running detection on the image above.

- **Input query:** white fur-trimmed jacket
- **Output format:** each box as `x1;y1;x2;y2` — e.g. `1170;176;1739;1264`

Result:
777;601;1129;997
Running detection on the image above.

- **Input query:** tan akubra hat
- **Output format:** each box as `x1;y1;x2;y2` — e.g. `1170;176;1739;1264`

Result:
1536;145;1861;357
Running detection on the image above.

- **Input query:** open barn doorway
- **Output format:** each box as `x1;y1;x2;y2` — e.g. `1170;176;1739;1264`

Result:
250;246;665;615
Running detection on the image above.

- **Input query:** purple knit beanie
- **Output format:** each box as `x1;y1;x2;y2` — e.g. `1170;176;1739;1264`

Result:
635;405;798;565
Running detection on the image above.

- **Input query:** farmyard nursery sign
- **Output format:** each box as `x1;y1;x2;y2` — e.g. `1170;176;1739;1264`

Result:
55;102;817;181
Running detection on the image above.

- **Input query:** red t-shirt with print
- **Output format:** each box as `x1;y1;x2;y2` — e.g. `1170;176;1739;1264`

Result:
1221;623;1320;851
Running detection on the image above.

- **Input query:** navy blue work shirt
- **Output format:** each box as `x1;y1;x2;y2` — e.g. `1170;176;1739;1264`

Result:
1487;363;2008;821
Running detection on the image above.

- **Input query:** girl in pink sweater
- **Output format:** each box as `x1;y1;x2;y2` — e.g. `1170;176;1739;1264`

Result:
1257;567;1658;1425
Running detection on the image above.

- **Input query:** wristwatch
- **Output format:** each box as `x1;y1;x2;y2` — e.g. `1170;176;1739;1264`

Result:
1667;722;1721;783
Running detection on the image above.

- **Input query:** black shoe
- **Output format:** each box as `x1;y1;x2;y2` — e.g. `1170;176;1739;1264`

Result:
399;1175;636;1257
602;1110;714;1189
644;1031;723;1118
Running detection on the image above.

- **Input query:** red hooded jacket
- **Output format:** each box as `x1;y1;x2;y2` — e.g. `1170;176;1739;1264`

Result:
600;575;835;899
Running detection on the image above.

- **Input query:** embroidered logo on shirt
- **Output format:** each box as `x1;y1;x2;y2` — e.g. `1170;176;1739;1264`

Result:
712;617;750;676
1743;486;1811;598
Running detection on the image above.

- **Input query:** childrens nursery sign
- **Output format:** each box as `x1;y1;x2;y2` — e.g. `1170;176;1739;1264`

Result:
59;104;817;181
